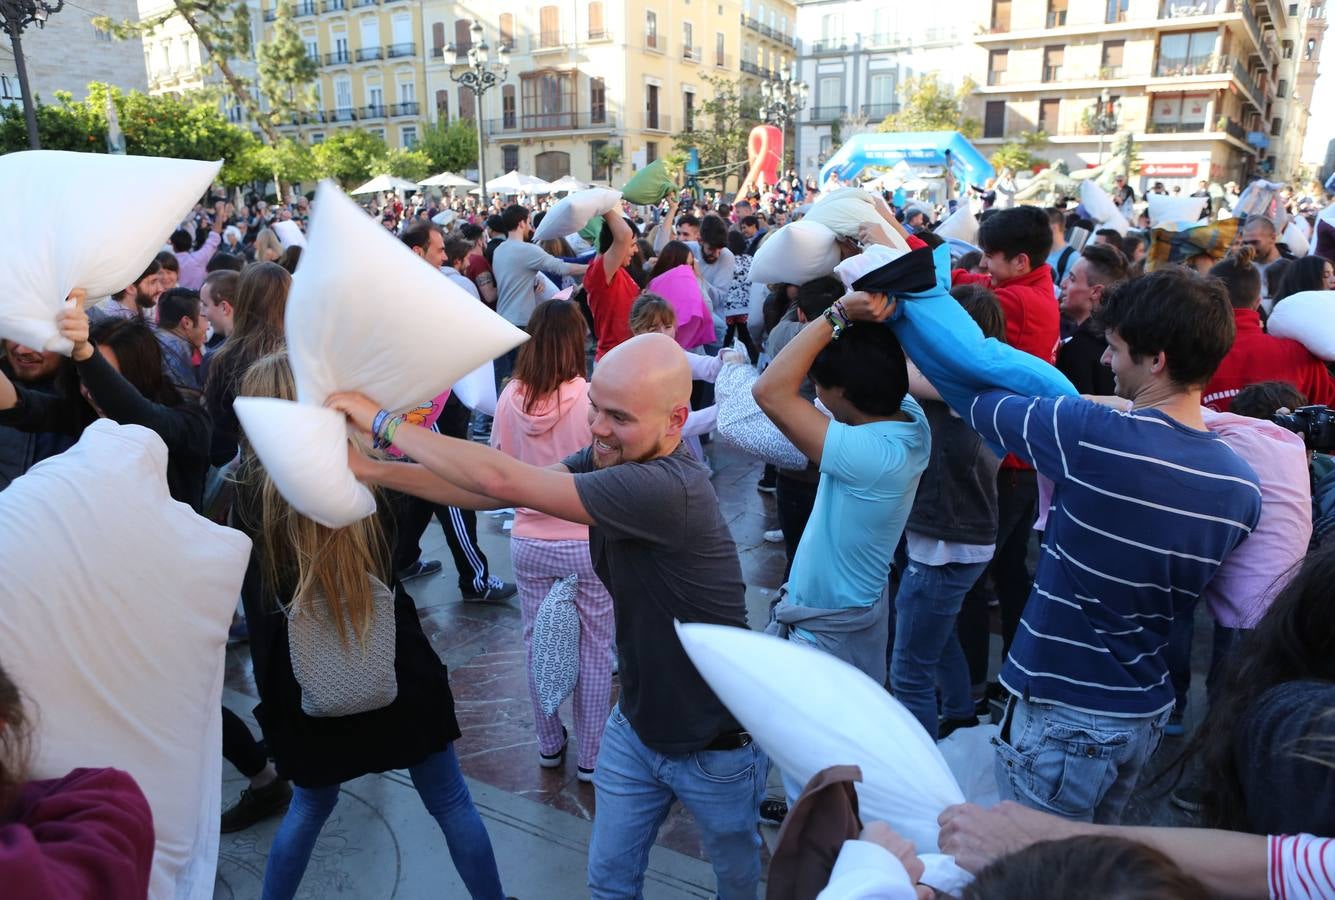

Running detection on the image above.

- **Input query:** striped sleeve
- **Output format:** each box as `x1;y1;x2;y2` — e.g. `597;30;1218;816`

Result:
967;391;1079;484
1270;834;1335;900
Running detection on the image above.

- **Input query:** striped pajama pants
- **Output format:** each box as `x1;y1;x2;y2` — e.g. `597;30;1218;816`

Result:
511;536;616;771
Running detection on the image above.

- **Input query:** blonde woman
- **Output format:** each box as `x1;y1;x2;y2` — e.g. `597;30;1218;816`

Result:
232;352;506;900
251;227;283;263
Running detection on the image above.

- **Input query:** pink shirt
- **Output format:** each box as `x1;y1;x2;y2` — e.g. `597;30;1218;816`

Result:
1200;408;1311;628
175;230;220;291
490;377;592;541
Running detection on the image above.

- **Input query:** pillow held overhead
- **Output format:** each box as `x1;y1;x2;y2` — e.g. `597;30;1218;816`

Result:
804;188;910;251
749;220;842;284
1080;180;1131;236
233;180;528;528
621;159;677;205
273;219;308;249
1265;291;1335;360
1146;194;1207;228
532;188;622;242
0;150;221;355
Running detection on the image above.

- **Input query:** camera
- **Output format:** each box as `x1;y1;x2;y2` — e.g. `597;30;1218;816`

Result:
1272;405;1335;453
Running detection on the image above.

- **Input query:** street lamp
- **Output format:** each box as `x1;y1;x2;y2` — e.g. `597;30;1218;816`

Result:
1091;88;1121;169
447;19;509;210
758;64;807;132
0;0;64;149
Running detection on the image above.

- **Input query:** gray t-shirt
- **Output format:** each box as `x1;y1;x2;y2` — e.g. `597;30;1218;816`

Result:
492;239;579;326
563;443;748;753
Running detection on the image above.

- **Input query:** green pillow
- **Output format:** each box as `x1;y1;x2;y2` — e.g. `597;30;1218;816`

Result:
621;159;676;205
579;216;604;245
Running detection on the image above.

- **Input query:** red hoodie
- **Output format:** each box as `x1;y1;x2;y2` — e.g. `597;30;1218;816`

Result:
953;264;1061;470
1203;307;1335;412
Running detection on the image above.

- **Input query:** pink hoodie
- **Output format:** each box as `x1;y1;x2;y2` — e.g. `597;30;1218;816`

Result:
490;377;592;541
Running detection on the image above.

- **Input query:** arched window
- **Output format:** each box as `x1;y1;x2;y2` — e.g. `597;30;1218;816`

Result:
534;150;571;182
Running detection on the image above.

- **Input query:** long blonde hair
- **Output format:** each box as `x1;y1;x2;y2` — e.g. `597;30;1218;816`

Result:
236;351;390;647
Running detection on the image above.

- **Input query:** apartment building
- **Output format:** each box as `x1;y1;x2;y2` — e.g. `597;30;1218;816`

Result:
966;0;1292;190
794;0;972;180
2;0;146;109
1273;0;1326;177
422;0;795;186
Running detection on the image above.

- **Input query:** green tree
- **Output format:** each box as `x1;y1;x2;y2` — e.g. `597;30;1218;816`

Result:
877;74;981;139
375;146;433;183
989;130;1050;173
0;91;104;152
417;118;478;174
246;136;318;188
673;74;760;193
256;0;320;123
311;128;389;187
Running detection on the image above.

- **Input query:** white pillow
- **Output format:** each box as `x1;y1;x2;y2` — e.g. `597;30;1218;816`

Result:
234;181;528;528
0;420;252;900
0;151;220;355
713;361;809;470
273;219;307;249
748;220;842;284
533;188;622;242
453;360;498;416
1282;219;1310;257
676;623;971;894
1080;180;1131;236
1146;194;1206;228
432;209;457;227
834;244;908;291
934;205;978;246
804;188;910;251
1265;290;1335;360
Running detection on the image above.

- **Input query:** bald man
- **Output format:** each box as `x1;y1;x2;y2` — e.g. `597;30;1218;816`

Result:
331;333;767;900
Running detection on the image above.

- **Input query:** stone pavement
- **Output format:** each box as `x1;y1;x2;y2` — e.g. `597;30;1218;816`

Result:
216;441;1201;898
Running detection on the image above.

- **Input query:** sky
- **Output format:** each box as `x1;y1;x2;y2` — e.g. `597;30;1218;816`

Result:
1301;23;1334;164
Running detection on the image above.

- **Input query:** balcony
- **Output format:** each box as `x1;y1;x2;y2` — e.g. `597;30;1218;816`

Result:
643;113;672;132
808;105;846;121
295;0;317;16
487;112;617;133
1153;52;1228;77
987;70;1008;85
263;9;275;22
391;101;419;116
740;59;765;76
861;102;900;119
386;42;415;58
325;49;351;65
530;32;567;52
1159;0;1234;18
644;34;662;53
330;108;357;122
323;0;345;10
1042;64;1063;81
683;44;702;62
715;53;731;68
355;46;383;61
864;33;910;50
1231;56;1267;107
225;107;246;123
362;104;387;119
587;29;613;42
305;51;321;65
1047;9;1068;26
1145;119;1208;132
810;39;848;53
351;0;377;7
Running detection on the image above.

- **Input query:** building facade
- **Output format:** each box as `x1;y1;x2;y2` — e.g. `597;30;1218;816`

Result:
965;0;1291;191
1274;0;1327;177
1;0;147;110
794;0;972;180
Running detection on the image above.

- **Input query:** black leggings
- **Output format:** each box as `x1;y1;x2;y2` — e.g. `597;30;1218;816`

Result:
222;706;268;778
722;320;759;365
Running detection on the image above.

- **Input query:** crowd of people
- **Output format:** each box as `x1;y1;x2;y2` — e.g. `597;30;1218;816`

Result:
1;159;1333;900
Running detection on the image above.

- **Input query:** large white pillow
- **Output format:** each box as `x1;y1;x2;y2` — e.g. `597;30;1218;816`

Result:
0;151;220;355
233;180;527;528
1147;194;1206;228
453;360;498;416
1282;219;1310;257
677;623;971;893
1266;290;1335;360
749;220;843;284
0;420;252;900
533;187;622;242
934;205;979;246
804;187;910;251
1080;180;1131;236
273;219;307;249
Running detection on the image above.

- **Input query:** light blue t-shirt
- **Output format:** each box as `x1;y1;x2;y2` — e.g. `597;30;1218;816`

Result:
788;396;931;609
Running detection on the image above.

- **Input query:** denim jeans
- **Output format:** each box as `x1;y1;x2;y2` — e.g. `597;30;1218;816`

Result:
261;744;504;900
992;696;1170;824
588;705;770;900
1168;600;1247;714
890;558;991;738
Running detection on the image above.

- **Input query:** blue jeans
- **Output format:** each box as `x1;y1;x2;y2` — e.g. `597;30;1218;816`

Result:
890;558;990;738
992;696;1170;824
1169;599;1246;713
261;745;504;900
588;705;770;900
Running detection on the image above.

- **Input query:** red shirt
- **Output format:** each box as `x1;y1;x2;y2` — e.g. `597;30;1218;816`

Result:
584;254;640;360
1203;307;1335;412
953;264;1061;470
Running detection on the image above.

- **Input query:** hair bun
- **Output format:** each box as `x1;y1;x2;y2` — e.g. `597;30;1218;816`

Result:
1233;244;1256;268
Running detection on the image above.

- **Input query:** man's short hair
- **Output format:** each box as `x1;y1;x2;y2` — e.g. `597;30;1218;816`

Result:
500;204;530;233
1046;206;1067;228
949;284;1006;341
202;269;239;307
740;215;760;229
699;214;728;249
460;223;484;242
206;252;244;273
155;249;180;273
676;214;700;230
113;258;162;301
598;216;636;254
157;287;201;327
401;221;441;254
444;237;474;267
977;206;1053;265
1096;267;1235;388
1094;228;1124;244
809;323;909;417
1081;243;1130;287
169;229;193;253
1243;215;1276;237
486;214;506;234
795;276;844;321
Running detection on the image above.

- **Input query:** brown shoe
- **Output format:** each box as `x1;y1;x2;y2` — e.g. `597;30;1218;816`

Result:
221;779;292;833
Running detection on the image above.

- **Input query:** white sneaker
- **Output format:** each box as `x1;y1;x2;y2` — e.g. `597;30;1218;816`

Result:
763;529;784;543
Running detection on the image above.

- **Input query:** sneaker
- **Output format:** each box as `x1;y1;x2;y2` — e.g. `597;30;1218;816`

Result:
937;716;980;741
759;798;788;827
1165;711;1186;737
757;474;777;494
539;728;568;769
221;779;292;833
763;528;784;543
1170;784;1206;814
397;559;443;582
577;766;595;784
461;577;518;602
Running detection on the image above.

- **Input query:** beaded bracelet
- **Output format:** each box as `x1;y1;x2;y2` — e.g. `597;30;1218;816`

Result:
823;300;852;340
379;413;405;449
371;409;389;443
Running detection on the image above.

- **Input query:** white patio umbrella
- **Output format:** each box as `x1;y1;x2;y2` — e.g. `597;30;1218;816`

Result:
476;170;553;196
349;173;420;195
419;171;478;189
546;174;591;194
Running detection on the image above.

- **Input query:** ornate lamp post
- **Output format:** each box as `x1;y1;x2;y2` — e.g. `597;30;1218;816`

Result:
447;19;509;209
1091;88;1121;169
758;65;807;132
1;0;64;149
